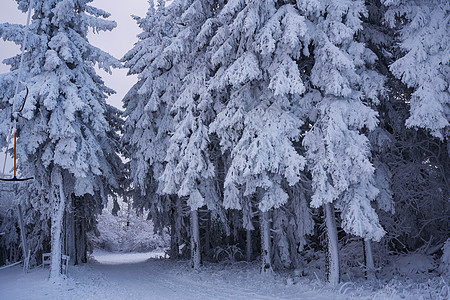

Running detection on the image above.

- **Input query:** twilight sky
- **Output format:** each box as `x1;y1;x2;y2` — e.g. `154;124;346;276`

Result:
0;0;150;175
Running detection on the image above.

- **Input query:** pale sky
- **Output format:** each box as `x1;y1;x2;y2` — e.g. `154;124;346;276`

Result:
0;0;150;109
0;0;150;175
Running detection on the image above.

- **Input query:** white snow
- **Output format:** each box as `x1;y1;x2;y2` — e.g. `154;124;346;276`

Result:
1;250;448;300
92;249;167;265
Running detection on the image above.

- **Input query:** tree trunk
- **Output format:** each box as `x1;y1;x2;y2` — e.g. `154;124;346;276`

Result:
78;217;87;263
363;239;376;280
49;181;66;281
205;213;211;259
325;203;339;286
232;216;238;244
170;211;179;259
246;229;252;262
67;205;76;265
190;209;201;269
17;204;28;272
260;210;272;273
76;216;82;265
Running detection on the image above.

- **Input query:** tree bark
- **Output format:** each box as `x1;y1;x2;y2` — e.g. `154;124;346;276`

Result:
170;211;179;259
363;239;376;280
205;213;211;259
325;203;339;286
79;217;87;263
17;204;28;272
260;210;272;273
190;209;201;269
246;229;252;262
67;205;76;265
49;181;66;281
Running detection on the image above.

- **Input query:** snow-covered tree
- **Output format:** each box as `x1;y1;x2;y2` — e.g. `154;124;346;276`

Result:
295;0;386;284
157;0;230;269
0;0;123;280
204;0;386;279
384;0;449;139
375;90;449;254
122;0;175;199
271;182;314;269
0;183;21;266
123;0;229;269
207;0;312;273
360;0;448;260
121;0;179;244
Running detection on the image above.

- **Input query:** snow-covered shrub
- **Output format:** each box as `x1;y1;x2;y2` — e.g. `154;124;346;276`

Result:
394;253;437;276
299;247;326;279
440;239;450;277
0;210;19;265
213;244;243;263
339;239;365;280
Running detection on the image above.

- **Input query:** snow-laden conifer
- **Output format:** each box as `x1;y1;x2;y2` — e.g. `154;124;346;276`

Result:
0;0;123;280
159;0;230;269
208;0;312;272
384;0;449;139
123;0;228;269
297;0;386;285
121;0;179;239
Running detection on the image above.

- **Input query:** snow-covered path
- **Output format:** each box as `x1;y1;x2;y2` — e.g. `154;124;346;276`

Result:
0;250;340;300
0;250;443;299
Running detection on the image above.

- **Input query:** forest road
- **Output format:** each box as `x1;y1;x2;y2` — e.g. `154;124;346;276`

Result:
0;250;342;300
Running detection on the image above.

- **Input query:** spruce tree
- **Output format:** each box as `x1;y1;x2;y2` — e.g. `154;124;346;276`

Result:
0;0;123;280
123;0;228;268
297;0;386;284
121;0;178;238
384;0;449;139
207;0;312;273
157;0;230;269
365;0;448;260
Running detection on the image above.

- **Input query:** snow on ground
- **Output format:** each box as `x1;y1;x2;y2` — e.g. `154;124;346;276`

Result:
0;250;448;300
93;249;167;265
